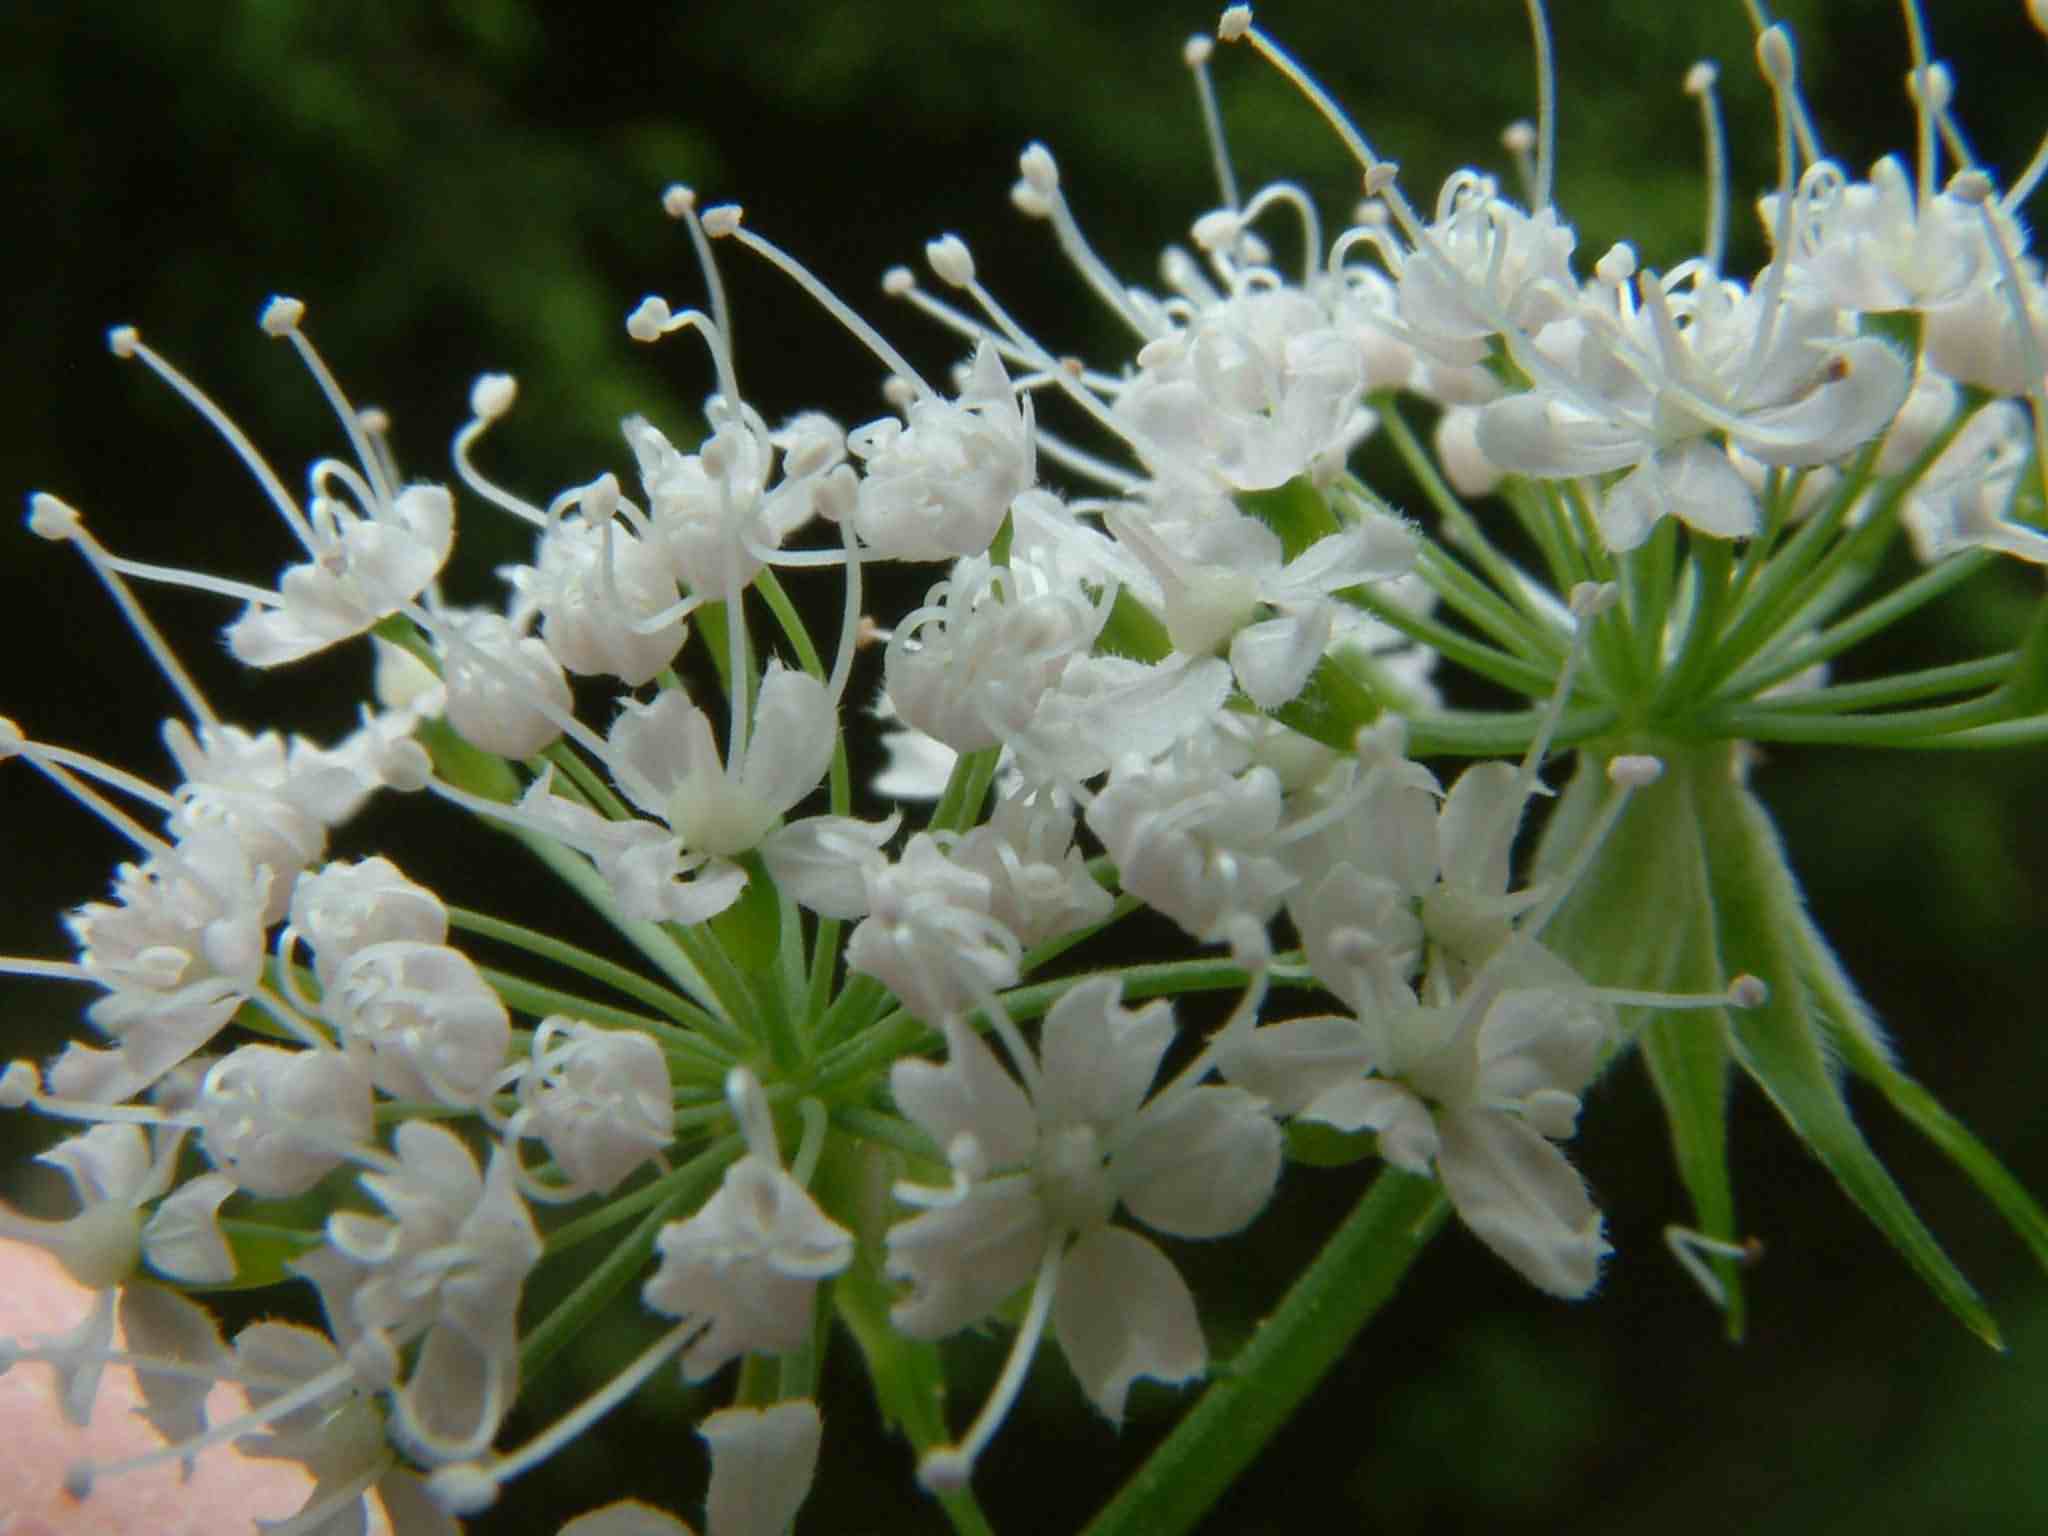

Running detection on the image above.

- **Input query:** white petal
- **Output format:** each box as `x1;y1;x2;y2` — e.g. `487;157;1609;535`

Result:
1657;440;1761;541
1436;760;1519;900
1475;393;1645;478
890;1019;1036;1170
119;1282;230;1457
739;665;835;819
1053;1226;1206;1424
1036;977;1174;1132
1220;1013;1373;1117
702;1399;824;1536
141;1171;238;1284
1435;1106;1609;1298
885;1176;1049;1339
1229;609;1328;710
1115;1085;1283;1239
1300;1078;1439;1173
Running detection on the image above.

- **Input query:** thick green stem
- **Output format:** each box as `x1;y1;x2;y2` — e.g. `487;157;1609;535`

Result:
1078;1168;1449;1536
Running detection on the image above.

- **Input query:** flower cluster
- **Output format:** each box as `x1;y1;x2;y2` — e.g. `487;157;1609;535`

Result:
5;3;2047;1532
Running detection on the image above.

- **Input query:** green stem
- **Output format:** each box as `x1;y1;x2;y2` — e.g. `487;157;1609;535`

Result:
1730;653;2013;714
522;1139;738;1382
476;966;730;1077
1342;587;1558;699
449;906;716;1032
1078;1168;1450;1536
1699;690;2014;745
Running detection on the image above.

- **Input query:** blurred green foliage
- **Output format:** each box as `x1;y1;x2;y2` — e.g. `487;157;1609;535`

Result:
4;1;2045;1531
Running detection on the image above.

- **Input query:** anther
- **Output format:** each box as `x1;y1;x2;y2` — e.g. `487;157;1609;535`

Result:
1947;169;1994;206
1183;35;1213;67
27;492;82;541
1219;6;1253;42
926;236;976;289
426;1462;502;1516
1606;754;1663;788
1684;61;1717;96
1755;25;1796;90
661;183;697;219
469;373;518;419
106;326;139;358
0;1060;37;1109
1727;974;1768;1009
701;203;744;238
258;295;306;337
625;296;672;343
1502;120;1536;155
1594;243;1637;287
882;266;917;297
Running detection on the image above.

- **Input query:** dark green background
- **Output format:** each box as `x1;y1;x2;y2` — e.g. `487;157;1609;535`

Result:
4;2;2046;1531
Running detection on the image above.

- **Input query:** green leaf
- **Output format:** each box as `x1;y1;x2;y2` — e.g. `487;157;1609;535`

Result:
1695;758;2002;1350
1538;749;1744;1334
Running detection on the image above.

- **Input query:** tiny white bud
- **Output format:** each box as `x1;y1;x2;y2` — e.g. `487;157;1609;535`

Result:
701;203;744;237
259;295;306;336
426;1462;502;1516
926;235;976;288
27;492;81;541
625;296;672;342
1218;5;1254;42
469;372;518;419
661;182;697;218
1501;119;1536;154
1756;26;1796;89
107;325;139;357
1727;974;1769;1009
1183;35;1213;66
1607;753;1665;788
882;265;917;296
1947;169;1995;206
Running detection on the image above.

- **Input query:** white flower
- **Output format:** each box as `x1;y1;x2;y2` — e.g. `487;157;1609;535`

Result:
1476;268;1910;549
884;553;1107;754
843;833;1021;1023
941;792;1113;949
845;341;1034;562
1085;738;1295;944
506;481;689;687
323;940;512;1108
642;1072;852;1381
296;1121;542;1464
887;978;1280;1460
436;606;574;759
517;1019;675;1196
1225;943;1611;1298
286;854;450;994
196;1042;374;1198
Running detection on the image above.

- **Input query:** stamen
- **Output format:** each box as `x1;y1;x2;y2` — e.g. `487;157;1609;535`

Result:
1897;0;1939;214
1521;0;1557;209
1501;121;1538;211
1184;35;1241;212
1740;28;1805;405
662;184;739;398
1684;62;1728;273
791;1098;830;1187
918;1240;1063;1493
3;727;179;864
708;207;938;399
260;298;397;512
1523;749;1662;939
107;324;316;552
425;1319;704;1514
451;375;551;529
1010;144;1161;341
1665;1224;1765;1309
65;1351;360;1497
27;496;218;728
1581;973;1768;1011
726;1066;780;1164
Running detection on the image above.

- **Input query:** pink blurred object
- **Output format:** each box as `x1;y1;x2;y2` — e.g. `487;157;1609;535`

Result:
0;1238;393;1536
